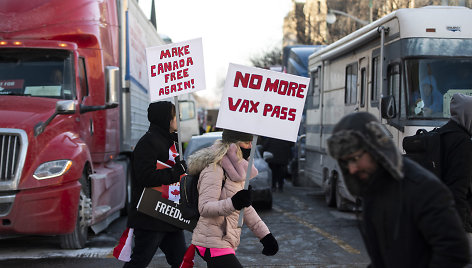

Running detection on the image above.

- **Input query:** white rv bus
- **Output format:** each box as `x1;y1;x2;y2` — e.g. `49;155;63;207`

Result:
305;6;472;211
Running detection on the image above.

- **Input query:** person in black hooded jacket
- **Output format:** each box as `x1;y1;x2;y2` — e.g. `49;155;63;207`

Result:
124;101;187;268
438;93;472;232
327;112;469;268
261;137;294;192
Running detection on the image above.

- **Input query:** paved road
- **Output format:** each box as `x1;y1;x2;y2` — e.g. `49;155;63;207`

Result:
0;182;370;267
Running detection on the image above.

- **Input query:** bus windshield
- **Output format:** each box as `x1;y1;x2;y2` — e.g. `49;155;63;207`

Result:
0;49;75;100
405;58;472;119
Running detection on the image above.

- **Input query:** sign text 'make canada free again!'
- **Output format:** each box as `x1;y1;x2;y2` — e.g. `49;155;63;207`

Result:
146;38;205;102
149;45;195;96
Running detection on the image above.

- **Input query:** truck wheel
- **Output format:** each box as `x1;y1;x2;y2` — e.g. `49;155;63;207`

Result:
324;176;336;207
60;169;92;249
335;180;349;211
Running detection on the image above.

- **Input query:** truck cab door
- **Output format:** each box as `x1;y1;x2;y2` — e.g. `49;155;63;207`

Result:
77;57;94;147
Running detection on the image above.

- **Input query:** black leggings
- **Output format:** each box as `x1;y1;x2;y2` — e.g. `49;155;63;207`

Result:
269;163;285;188
123;228;186;268
197;248;243;268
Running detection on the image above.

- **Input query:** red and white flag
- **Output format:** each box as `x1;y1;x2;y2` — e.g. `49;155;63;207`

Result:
113;227;134;262
156;159;172;169
179;244;196;268
154;159;181;203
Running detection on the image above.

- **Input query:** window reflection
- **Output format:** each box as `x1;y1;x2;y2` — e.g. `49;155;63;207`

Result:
179;101;195;121
405;58;472;119
0;49;74;100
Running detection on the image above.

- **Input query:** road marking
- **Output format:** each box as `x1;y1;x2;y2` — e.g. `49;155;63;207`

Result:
0;248;114;260
273;205;361;255
330;210;358;220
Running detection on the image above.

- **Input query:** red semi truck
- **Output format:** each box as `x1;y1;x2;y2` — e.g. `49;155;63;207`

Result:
0;0;165;248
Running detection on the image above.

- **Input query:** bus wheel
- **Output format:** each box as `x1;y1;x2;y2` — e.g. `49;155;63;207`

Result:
335;180;349;211
324;176;336;207
60;169;92;249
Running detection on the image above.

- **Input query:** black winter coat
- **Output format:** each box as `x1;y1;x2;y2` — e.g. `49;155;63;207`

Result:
127;125;181;232
360;158;469;268
261;137;294;165
440;120;472;231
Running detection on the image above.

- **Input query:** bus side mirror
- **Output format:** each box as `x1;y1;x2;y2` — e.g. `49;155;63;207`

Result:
381;95;396;119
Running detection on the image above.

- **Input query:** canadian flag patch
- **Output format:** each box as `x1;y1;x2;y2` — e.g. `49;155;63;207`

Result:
153;143;182;204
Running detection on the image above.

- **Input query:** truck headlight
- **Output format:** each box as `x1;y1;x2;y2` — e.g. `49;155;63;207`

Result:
33;160;72;180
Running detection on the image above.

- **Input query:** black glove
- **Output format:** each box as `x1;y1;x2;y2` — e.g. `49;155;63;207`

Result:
231;188;252;210
260;233;278;256
170;159;187;183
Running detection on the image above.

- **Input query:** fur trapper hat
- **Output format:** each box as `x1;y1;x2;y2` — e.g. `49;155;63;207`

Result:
327;112;403;196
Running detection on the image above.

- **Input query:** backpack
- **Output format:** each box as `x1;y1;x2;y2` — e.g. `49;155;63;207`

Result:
402;128;444;178
178;172;226;221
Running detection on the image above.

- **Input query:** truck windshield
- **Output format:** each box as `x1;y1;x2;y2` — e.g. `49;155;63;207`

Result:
0;49;75;100
405;58;472;119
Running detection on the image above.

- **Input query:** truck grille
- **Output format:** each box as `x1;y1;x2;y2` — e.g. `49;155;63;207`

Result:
1;135;20;181
0;129;28;190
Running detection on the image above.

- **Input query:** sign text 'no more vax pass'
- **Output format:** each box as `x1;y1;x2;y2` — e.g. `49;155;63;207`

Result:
216;64;309;142
146;38;206;101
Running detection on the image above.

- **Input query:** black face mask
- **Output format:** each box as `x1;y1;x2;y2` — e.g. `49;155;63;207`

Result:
240;147;251;160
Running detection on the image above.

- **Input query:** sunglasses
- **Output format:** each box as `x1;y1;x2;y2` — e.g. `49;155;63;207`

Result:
339;150;366;168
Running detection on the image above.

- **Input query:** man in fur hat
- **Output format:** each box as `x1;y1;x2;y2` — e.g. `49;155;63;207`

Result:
327;112;469;268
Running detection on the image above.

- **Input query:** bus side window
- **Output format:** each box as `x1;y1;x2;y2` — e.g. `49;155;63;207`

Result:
387;63;401;117
309;67;321;109
345;62;358;106
371;56;379;103
360;68;366;107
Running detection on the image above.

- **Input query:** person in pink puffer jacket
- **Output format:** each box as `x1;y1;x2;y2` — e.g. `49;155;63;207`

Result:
180;129;278;268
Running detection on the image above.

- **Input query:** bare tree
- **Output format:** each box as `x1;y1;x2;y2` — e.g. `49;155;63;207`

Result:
295;2;311;45
249;47;283;69
286;0;471;49
295;0;465;45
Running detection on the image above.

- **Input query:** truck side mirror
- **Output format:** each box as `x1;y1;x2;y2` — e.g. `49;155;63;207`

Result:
105;66;119;108
35;100;76;136
56;100;76;114
381;95;396;119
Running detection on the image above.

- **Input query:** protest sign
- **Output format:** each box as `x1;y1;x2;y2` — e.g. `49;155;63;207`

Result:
217;63;309;227
146;38;206;102
137;187;197;232
216;63;309;142
136;160;198;232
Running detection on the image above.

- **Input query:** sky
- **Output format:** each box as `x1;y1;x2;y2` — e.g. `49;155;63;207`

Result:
139;0;293;107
